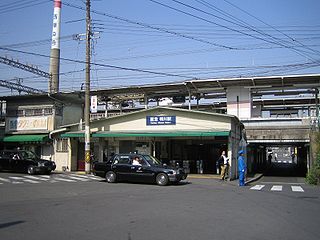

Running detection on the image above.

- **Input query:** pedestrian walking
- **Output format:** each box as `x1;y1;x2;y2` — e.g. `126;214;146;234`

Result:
219;151;229;180
238;150;246;186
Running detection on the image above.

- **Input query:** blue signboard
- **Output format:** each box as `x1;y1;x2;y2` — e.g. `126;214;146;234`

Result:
146;116;176;125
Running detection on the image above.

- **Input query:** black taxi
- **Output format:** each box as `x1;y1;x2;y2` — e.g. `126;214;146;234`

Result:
93;154;187;186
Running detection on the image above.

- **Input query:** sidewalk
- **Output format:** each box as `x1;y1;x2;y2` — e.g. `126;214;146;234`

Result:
187;174;221;179
187;173;264;185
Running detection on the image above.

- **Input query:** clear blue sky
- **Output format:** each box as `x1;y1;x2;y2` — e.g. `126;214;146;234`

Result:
0;0;319;95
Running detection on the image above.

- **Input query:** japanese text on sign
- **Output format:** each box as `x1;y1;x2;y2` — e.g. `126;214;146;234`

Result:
146;116;176;125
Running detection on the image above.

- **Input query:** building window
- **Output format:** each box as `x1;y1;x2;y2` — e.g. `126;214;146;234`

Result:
56;138;68;152
16;110;24;117
25;109;43;116
44;108;53;115
34;109;44;116
7;107;54;117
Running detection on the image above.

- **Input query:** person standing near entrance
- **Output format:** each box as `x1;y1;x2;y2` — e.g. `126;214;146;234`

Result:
219;151;229;180
238;150;246;186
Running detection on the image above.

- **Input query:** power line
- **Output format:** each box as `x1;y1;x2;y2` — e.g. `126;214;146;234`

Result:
63;1;237;50
0;47;197;79
0;78;46;94
0;56;50;78
0;35;77;49
219;0;320;57
149;0;320;62
0;0;50;14
192;0;320;58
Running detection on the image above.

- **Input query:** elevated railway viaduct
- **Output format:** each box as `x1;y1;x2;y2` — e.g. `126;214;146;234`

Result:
89;74;319;177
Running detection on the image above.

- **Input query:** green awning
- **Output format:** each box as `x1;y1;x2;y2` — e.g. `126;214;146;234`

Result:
2;134;50;143
61;132;85;138
61;131;230;138
93;131;230;138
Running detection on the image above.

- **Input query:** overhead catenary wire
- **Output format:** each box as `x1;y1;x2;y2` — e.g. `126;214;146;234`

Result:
149;0;320;62
1;45;318;91
62;1;237;50
1;1;319;93
194;0;320;59
221;0;320;56
0;47;197;79
0;0;50;14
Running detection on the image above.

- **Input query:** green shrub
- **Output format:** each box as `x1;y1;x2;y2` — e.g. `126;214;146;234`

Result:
306;150;320;185
306;167;320;185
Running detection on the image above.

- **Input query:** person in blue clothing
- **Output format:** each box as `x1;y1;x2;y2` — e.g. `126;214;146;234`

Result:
238;150;246;186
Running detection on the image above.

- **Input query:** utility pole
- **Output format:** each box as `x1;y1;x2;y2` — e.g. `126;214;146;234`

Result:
84;0;91;173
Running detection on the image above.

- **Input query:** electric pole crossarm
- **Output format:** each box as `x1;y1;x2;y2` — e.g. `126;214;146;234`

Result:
0;56;51;79
0;79;47;94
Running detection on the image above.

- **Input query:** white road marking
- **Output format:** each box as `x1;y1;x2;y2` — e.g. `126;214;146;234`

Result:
70;174;88;178
291;186;304;192
271;185;283;191
0;177;11;183
65;176;90;181
250;185;265;190
53;177;76;182
38;175;50;178
9;177;25;180
0;174;99;184
69;174;101;180
23;176;50;181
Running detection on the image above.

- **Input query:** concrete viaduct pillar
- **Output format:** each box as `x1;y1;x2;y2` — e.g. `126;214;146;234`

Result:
226;86;252;119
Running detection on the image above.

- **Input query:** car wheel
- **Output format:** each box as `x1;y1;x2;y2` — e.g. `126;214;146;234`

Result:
27;166;35;175
105;171;116;183
156;173;169;186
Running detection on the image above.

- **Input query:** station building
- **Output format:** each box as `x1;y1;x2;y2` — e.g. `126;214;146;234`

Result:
58;107;245;179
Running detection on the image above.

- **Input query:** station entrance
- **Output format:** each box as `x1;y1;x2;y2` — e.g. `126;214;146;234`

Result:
250;143;308;177
154;138;228;174
103;136;230;174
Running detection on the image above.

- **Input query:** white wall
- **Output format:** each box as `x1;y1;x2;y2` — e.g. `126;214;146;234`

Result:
227;86;252;119
99;109;232;132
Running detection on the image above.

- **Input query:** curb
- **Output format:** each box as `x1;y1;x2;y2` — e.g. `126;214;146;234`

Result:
245;173;264;185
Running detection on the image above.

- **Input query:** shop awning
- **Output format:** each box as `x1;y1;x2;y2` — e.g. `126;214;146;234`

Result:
61;130;230;138
92;130;230;138
2;134;50;143
61;132;85;138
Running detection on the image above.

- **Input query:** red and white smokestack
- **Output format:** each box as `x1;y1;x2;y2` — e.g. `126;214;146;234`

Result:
49;0;62;93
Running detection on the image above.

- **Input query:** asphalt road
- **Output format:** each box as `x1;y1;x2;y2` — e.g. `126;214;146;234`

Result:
0;172;319;240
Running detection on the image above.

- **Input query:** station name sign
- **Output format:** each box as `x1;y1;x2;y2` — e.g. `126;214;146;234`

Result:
146;116;176;126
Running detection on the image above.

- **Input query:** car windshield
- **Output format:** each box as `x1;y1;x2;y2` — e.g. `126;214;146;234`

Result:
20;151;38;160
143;155;162;166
